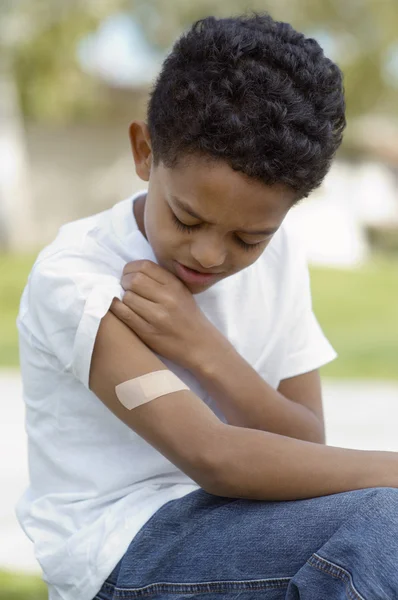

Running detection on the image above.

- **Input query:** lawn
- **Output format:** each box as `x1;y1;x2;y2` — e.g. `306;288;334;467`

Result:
310;256;398;380
0;252;397;379
0;570;47;600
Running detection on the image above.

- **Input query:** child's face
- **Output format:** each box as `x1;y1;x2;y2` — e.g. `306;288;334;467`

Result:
130;122;296;294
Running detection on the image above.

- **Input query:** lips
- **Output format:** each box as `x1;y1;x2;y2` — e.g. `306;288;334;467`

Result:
174;261;222;285
182;264;222;275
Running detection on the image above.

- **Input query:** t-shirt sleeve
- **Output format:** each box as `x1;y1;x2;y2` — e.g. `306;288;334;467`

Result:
278;245;337;381
18;245;124;389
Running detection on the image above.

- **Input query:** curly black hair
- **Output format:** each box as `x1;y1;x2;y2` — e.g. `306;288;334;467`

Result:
146;12;346;201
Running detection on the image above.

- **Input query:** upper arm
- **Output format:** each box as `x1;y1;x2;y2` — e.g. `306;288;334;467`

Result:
22;248;224;490
277;369;326;442
89;310;224;489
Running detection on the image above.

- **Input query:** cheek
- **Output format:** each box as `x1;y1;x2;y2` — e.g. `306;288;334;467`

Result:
146;213;182;256
143;209;161;253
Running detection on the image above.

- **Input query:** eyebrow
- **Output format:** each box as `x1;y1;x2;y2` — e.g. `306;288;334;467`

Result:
170;195;278;236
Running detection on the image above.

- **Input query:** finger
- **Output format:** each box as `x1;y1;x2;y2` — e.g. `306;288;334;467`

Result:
109;298;151;335
121;290;160;324
121;271;161;302
122;259;170;285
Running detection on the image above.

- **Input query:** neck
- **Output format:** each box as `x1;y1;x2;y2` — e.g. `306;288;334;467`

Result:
133;193;147;239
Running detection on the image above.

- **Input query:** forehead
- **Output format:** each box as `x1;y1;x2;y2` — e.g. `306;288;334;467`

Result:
157;156;296;228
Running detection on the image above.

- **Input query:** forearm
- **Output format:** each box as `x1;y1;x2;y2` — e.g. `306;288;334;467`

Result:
207;423;398;501
191;340;324;443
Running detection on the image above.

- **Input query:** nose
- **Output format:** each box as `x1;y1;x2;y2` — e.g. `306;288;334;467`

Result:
190;234;227;270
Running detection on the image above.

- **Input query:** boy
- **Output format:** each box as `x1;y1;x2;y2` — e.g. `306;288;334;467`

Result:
16;12;398;600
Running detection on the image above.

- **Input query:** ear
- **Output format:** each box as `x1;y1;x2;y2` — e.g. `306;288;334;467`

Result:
128;121;152;182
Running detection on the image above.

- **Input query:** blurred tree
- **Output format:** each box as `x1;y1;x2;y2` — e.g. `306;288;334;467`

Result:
288;0;398;119
0;0;121;121
1;0;398;122
128;0;398;120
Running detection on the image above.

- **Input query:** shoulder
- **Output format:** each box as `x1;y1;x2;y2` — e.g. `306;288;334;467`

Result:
18;207;127;329
26;195;147;293
17;215;128;368
27;226;121;298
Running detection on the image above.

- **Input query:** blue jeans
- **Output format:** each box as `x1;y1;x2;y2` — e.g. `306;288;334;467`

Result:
94;486;398;599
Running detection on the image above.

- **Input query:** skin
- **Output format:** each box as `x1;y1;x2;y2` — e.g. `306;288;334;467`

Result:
128;120;297;294
111;121;295;370
110;121;325;441
111;119;297;367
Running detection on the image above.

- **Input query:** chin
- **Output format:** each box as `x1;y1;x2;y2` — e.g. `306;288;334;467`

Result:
185;280;218;294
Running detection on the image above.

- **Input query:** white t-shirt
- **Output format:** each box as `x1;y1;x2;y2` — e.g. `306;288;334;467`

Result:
16;189;337;600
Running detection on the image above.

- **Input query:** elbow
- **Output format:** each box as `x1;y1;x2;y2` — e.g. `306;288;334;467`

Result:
315;415;327;444
287;415;326;445
305;417;326;445
283;428;325;446
197;424;233;496
200;463;231;497
293;407;326;445
308;431;326;445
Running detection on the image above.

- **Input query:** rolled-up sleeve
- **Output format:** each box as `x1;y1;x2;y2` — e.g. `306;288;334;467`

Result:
20;247;124;389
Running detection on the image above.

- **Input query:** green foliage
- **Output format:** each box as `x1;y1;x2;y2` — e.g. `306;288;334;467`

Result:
12;7;103;121
1;1;122;121
0;252;397;380
0;252;36;367
0;570;47;600
366;224;398;255
2;0;398;122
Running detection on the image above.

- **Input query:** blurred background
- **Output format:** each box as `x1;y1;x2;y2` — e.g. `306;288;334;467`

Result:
0;0;397;597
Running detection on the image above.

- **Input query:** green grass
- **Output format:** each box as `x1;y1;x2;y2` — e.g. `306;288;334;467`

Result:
0;570;47;600
311;255;398;381
0;252;397;379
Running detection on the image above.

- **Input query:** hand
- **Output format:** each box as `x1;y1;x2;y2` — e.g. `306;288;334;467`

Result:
110;260;225;371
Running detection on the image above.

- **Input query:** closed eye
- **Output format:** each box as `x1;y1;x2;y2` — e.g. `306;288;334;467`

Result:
171;212;200;233
171;213;268;251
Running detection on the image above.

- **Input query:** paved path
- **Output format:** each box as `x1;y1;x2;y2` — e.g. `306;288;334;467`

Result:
1;369;397;574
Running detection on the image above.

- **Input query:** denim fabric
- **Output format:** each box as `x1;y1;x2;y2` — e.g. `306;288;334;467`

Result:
93;486;398;599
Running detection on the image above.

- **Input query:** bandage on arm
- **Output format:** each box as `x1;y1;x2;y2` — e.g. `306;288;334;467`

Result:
89;310;224;491
115;370;189;410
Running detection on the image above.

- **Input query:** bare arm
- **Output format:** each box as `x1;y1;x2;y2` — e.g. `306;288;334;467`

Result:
191;340;325;443
277;370;326;443
89;310;225;490
106;260;398;501
91;312;398;503
207;424;398;501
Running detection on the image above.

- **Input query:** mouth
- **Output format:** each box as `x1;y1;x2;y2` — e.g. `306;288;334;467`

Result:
174;261;223;286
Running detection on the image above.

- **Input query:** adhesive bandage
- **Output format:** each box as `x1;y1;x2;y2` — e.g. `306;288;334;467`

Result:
115;370;189;410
